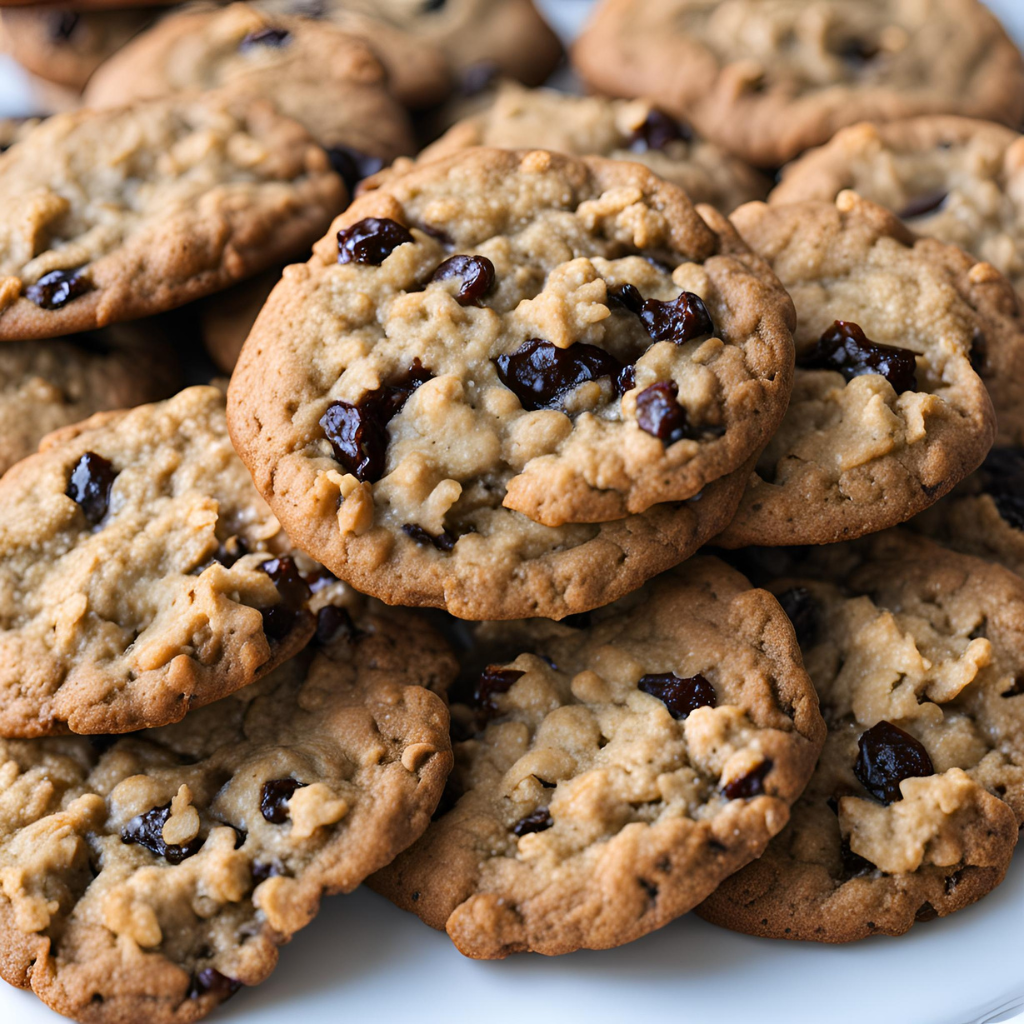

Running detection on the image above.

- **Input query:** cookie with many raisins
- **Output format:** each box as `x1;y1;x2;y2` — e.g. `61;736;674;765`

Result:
0;603;454;1024
0;386;320;737
699;532;1022;942
228;148;796;618
717;192;1000;548
572;0;1024;168
369;558;825;958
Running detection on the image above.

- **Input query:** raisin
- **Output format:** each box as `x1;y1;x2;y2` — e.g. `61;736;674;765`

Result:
915;902;939;922
315;605;357;646
799;320;918;393
239;26;290;49
259;556;311;642
512;807;552;836
428;254;495;306
627;108;692;152
608;282;644;314
898;190;948;220
402;523;459;552
25;268;92;309
473;666;524;716
980;447;1024;530
121;804;204;864
638;672;716;719
640;292;715;346
251;861;283;884
722;759;773;799
211;536;249;569
66;452;118;526
188;969;242;1002
775;586;821;649
635;381;693;445
839;836;874;880
495;338;627;411
260;778;307;824
854;721;934;804
337;217;414;265
303;565;338;593
326;145;384;196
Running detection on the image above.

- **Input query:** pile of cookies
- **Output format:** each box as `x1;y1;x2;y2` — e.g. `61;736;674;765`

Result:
0;0;1023;1020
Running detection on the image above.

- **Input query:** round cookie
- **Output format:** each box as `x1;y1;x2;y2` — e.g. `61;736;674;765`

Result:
0;6;155;91
0;89;344;341
416;83;769;215
199;267;282;374
572;0;1024;168
698;533;1023;941
0;603;455;1024
716;192;998;548
0;386;319;737
0;325;181;478
370;559;825;958
83;3;415;162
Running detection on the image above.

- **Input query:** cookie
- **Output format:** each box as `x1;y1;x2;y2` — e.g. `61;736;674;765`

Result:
370;558;825;958
698;533;1023;941
716;193;997;548
0;385;320;737
0;325;180;478
83;3;415;163
572;0;1024;168
0;6;155;91
0;602;455;1023
0;89;344;341
199;268;281;375
416;83;769;215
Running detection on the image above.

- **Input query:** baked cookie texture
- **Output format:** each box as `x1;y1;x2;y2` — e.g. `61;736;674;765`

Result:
572;0;1024;168
83;4;416;161
0;6;155;91
371;559;825;958
770;116;1024;445
0;89;344;340
0;603;455;1024
0;325;180;479
699;533;1022;942
0;386;318;738
227;147;796;616
199;267;283;374
416;83;769;215
717;193;998;548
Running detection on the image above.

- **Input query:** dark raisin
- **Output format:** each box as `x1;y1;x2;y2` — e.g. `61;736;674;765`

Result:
325;145;384;196
320;361;433;481
258;556;311;642
512;807;552;836
402;523;459;552
617;363;637;393
188;968;242;1002
239;26;291;49
460;60;499;96
315;604;357;646
260;778;307;824
839;836;874;880
211;536;249;568
303;565;338;593
608;282;644;314
495;338;627;411
970;327;988;375
473;666;524;715
418;223;454;247
915;902;939;922
854;721;934;804
635;381;693;445
639;292;715;346
121;804;204;864
251;861;283;884
428;254;495;306
638;672;716;719
980;447;1024;530
799;321;918;393
50;12;80;41
722;759;773;799
945;869;964;894
25;268;92;309
898;190;948;220
337;217;414;265
627;108;692;152
776;586;821;649
1001;676;1024;698
66;452;118;526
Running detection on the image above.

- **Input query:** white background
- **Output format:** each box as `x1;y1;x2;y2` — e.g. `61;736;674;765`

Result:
0;2;1023;1023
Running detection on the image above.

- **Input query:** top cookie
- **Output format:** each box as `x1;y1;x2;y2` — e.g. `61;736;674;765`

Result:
0;89;343;341
717;193;998;548
0;602;455;1024
371;558;825;958
83;3;415;163
417;83;768;215
0;386;317;737
573;0;1024;167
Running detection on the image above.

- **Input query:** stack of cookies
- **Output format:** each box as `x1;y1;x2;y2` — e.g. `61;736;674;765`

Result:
0;0;1022;1021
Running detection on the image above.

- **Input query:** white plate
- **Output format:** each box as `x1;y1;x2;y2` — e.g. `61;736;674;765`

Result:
0;2;1023;1022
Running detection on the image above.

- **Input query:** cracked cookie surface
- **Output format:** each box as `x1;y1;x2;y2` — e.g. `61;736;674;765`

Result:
698;533;1022;941
718;193;997;548
0;386;317;737
0;602;455;1024
573;0;1024;168
369;558;824;957
0;89;343;340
